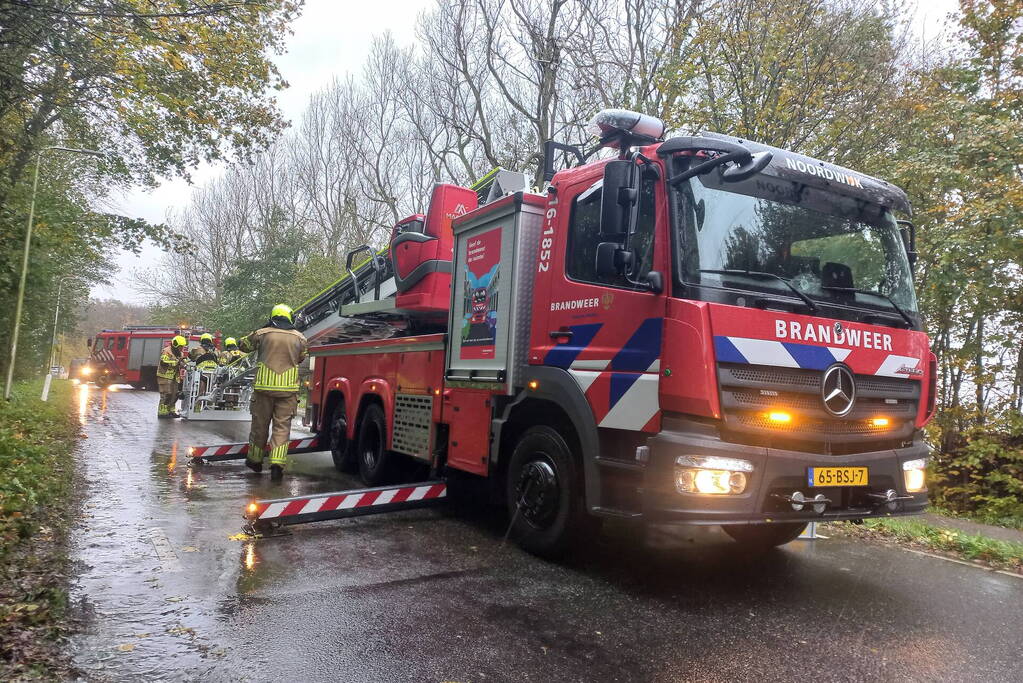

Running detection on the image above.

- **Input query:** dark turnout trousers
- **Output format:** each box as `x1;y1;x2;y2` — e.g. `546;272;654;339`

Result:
248;390;299;467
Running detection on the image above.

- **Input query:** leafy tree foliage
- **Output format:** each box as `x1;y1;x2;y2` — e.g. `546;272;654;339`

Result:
0;1;303;380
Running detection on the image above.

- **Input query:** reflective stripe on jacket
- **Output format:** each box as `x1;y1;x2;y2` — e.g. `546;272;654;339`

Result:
254;363;300;391
240;325;307;394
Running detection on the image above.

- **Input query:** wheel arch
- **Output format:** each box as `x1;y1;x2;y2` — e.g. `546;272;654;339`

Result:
355;385;388;446
493;366;602;510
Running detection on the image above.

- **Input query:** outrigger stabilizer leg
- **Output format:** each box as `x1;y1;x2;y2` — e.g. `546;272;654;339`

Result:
188;436;322;464
242;480;447;537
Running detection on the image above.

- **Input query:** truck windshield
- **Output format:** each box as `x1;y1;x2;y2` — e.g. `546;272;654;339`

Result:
671;169;918;324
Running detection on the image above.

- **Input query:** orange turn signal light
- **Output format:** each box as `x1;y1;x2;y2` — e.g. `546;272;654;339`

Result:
767;411;792;424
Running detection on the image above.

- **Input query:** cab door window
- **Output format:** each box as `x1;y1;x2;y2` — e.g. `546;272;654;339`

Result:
566;175;656;289
117;336;127;350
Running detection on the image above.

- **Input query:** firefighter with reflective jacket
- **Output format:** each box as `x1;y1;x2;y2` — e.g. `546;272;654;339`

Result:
239;304;308;482
156;335;186;418
190;333;220;370
219;337;246;365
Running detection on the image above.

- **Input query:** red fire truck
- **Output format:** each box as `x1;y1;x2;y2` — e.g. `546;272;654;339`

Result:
86;326;217;389
289;110;935;555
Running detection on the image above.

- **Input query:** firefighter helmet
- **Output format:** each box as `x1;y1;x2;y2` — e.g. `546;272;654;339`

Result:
224;337;237;348
171;335;187;348
270;303;294;322
200;333;213;342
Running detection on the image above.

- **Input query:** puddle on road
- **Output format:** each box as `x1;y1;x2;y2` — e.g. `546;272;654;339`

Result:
67;388;269;680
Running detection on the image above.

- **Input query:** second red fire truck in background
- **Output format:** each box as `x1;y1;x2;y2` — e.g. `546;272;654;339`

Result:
84;326;218;388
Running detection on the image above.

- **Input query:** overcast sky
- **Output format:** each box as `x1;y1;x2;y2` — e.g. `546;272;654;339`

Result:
91;0;960;304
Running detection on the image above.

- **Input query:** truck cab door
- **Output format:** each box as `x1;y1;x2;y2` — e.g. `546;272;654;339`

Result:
532;161;667;432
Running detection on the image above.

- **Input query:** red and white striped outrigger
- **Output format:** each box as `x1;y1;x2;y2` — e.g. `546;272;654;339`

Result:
242;481;447;535
188;436;322;463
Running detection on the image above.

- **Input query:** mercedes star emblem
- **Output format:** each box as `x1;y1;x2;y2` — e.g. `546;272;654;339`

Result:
822;364;856;416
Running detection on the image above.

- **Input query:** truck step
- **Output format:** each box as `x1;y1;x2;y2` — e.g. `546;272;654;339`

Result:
243;480;447;534
591;506;643;519
188;436;322;463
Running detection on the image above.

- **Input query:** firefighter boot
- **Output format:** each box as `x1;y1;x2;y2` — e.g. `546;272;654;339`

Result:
268;443;287;483
246;444;264;473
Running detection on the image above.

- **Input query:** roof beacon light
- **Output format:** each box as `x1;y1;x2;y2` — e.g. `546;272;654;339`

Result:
592;109;665;149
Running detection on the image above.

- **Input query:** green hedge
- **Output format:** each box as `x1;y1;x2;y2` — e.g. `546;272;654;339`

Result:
930;415;1023;526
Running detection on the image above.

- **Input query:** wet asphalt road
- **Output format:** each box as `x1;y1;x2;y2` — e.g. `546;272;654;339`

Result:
68;384;1022;682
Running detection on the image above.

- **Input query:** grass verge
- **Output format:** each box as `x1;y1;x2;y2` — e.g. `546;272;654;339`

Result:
930;506;1023;532
828;517;1023;574
0;379;81;679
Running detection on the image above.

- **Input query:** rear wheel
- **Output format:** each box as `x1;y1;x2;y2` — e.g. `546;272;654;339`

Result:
722;522;807;548
328;402;357;473
505;425;591;558
357;403;393;486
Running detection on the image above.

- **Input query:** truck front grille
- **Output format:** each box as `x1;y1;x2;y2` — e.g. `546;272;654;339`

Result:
718;363;920;454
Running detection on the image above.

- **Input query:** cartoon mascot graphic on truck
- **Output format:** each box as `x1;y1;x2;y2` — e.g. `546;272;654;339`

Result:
461;263;499;350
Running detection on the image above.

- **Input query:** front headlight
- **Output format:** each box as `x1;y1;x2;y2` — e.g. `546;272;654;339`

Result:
902;457;927;493
675;455;753;495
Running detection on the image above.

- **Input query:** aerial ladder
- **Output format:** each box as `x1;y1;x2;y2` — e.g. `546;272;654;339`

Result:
189;171;529;507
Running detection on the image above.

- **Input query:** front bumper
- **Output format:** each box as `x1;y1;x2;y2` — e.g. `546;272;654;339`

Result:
641;416;929;525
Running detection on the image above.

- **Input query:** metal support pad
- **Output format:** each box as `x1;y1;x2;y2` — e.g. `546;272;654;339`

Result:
189;437;322;463
243;481;447;532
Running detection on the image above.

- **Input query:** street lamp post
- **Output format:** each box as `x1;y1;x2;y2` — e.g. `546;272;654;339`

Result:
4;146;104;401
48;276;75;373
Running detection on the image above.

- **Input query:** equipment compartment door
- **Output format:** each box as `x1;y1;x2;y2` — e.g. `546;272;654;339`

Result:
443;389;492;476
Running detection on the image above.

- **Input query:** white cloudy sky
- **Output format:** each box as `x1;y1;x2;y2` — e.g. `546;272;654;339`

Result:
92;0;960;303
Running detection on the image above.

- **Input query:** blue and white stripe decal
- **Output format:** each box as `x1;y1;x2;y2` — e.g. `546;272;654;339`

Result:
714;335;851;371
543;323;603;368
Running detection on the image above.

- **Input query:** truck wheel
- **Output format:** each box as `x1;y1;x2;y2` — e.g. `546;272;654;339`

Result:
723;522;807;548
357;403;392;486
328;403;357;473
505;425;589;558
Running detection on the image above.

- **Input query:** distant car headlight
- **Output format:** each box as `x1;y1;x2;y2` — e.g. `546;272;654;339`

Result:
81;366;93;375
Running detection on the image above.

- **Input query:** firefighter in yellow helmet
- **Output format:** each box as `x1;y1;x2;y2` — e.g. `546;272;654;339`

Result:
239;304;308;482
219;337;246;365
189;333;220;370
156;335;187;418
187;332;220;411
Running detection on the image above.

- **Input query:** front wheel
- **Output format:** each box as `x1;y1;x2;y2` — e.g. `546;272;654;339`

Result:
356;403;393;486
505;426;591;558
722;522;807;548
328;403;357;473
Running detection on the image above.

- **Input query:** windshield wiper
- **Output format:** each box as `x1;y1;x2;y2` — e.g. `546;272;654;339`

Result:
820;286;914;328
699;269;818;314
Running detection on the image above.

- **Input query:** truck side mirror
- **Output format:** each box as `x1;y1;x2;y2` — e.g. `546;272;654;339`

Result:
596;241;634;277
897;219;918;270
645;271;664;294
600;160;638;237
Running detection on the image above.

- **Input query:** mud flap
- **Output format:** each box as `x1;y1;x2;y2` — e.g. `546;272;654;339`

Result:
242;481;447;536
188;437;322;464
